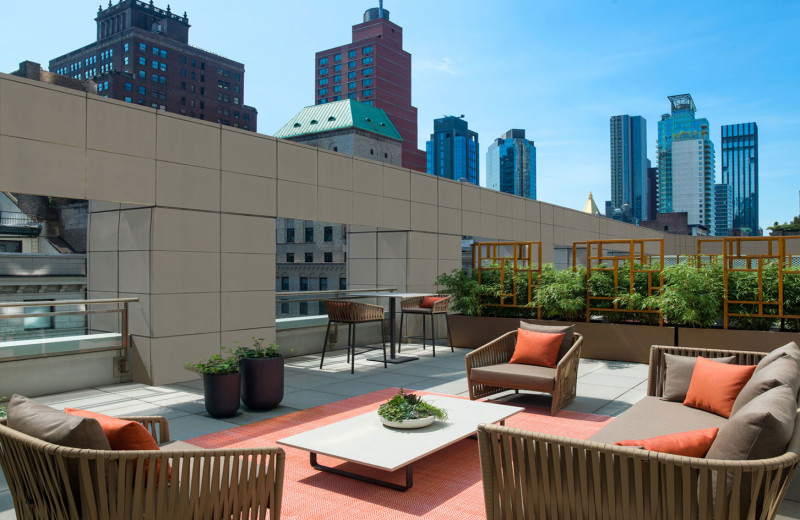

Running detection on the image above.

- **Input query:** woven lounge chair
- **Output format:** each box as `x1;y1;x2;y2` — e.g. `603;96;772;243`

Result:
398;294;452;357
320;300;387;374
0;415;285;520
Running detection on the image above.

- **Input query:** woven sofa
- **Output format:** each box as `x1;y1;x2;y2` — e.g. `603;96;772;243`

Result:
477;345;800;520
0;413;285;520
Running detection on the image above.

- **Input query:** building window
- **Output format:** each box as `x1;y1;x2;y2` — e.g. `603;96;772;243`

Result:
160;49;167;59
348;60;356;69
334;85;341;93
286;253;294;263
363;89;373;97
124;43;129;52
334;53;342;62
320;277;328;291
362;57;373;65
333;75;341;83
348;82;356;89
363;45;373;55
339;277;347;290
334;64;342;72
319;67;328;75
139;56;146;66
348;71;356;80
299;302;308;315
124;96;132;103
348;50;357;58
139;43;146;52
23;302;54;331
138;86;146;95
300;277;309;291
319;78;328;86
286;228;295;243
324;252;333;263
124;82;132;91
324;226;333;242
281;302;289;314
305;252;313;263
281;277;289;290
0;240;22;252
348;93;356;99
318;88;328;96
362;79;373;87
362;67;373;76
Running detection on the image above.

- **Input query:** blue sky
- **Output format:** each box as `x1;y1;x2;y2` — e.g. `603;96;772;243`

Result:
1;0;798;232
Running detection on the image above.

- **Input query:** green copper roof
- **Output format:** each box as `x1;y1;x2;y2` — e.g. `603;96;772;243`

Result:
274;99;402;141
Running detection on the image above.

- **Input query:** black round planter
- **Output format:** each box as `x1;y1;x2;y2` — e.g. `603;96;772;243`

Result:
202;372;241;418
239;356;284;411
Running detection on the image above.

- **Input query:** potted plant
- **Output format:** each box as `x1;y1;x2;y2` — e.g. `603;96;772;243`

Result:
184;349;240;418
0;396;7;419
377;388;448;429
233;337;284;411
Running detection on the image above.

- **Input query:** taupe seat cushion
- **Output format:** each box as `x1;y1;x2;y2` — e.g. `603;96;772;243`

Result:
662;354;736;402
402;307;433;314
589;396;728;444
520;321;575;360
470;363;556;392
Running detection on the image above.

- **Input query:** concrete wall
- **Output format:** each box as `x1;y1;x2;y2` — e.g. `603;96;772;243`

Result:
0;73;704;385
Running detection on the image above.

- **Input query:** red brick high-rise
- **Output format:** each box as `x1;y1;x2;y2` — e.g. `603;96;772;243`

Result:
314;5;426;172
49;0;257;131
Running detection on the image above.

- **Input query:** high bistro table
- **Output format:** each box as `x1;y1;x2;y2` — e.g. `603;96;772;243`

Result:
348;292;430;364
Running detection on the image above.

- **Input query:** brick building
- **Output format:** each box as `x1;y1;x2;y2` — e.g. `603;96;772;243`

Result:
49;0;257;130
315;5;426;171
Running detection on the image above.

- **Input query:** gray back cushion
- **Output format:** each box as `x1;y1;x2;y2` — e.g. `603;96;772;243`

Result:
755;342;800;371
662;354;736;402
731;354;800;416
519;321;575;361
7;394;110;450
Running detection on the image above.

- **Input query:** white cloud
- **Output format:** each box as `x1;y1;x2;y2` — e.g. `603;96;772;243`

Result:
416;57;458;75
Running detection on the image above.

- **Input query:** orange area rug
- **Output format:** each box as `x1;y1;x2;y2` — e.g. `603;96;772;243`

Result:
187;388;612;519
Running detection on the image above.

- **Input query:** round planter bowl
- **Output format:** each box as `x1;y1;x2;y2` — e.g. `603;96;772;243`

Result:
240;356;284;411
202;372;241;418
380;415;435;429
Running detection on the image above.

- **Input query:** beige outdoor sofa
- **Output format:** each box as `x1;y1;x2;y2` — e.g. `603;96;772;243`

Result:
477;345;800;520
0;413;285;520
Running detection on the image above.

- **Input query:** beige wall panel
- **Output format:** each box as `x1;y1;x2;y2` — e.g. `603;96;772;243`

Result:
525;221;541;242
462;184;481;212
496;217;514;240
540;226;555;260
410;171;437;205
87;97;156;158
495;193;513;218
156;161;220;211
150;292;220;337
120;292;152;338
88;251;118;293
481;214;498;240
317;150;353;190
438;234;462;260
437;259;461;278
150;251;219;294
561;208;575;229
540;204;554;225
512;218;526;241
512;197;526;221
0;136;85;199
438;207;461;235
408;258;439;286
525;200;541;222
377;231;408;259
382;197;411;230
462;210;481;236
277;180;317;220
155;113;220;169
221;291;275;331
377;258;407;287
353;159;383;195
410;202;437;233
90;201;122;212
88;211;120;253
408;232;438;260
383;165;410;200
221;171;276;217
118;208;152;251
277;140;317;185
221;327;277;351
317;186;353;224
407;283;438;293
349;231;376;259
222;253;275;292
348;258;377;286
130;335;152;384
221;128;276;177
221;213;275;254
150;333;221;385
152;208;219;252
480;189;498;215
0;77;86;148
87;150;156;205
353;192;384;227
119;250;150;294
438;178;462;209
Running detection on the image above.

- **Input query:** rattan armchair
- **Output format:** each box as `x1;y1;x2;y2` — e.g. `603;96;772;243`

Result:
398;294;452;357
320;300;387;374
0;415;285;520
466;330;583;414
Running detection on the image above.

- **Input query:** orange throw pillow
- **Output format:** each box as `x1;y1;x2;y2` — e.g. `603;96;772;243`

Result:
615;427;719;458
509;328;564;368
683;357;756;418
420;296;445;308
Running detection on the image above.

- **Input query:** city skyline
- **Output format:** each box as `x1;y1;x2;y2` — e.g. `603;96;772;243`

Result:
1;0;797;233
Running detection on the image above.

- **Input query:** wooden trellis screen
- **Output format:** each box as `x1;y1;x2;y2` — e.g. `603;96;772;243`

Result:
585;239;664;325
722;236;800;329
472;241;542;317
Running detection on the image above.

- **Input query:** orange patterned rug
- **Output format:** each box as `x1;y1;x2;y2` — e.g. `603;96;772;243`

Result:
186;388;612;520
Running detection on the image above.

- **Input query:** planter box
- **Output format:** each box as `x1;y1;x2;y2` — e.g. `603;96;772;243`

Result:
447;315;521;349
573;322;676;364
677;327;800;353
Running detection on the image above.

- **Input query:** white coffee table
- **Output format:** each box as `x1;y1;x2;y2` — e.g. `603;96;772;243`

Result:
277;395;523;491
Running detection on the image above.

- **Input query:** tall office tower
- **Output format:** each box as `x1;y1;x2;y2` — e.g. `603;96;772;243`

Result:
610;115;648;222
486;129;536;199
657;94;716;235
721;123;759;236
315;5;426;171
50;1;257;130
646;162;658;221
715;183;734;236
426;116;479;185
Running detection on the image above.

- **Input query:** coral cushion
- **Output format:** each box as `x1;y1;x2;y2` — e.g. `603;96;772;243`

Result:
683;357;756;418
509;329;564;368
615;427;719;458
420;296;445;308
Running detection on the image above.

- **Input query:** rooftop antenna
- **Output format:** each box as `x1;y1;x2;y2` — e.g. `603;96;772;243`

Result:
379;0;384;18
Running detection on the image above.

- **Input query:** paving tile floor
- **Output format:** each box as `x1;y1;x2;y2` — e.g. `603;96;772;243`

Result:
1;343;798;519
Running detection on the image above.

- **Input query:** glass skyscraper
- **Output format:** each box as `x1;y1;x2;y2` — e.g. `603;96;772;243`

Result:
426;116;479;185
610;115;647;222
721;123;759;236
486;129;536;199
715;183;733;236
657;94;716;235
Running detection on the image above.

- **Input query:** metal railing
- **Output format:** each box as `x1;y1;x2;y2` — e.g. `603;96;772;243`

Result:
276;288;398;319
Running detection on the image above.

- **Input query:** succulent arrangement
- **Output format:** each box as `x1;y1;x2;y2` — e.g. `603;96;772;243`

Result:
377;388;448;423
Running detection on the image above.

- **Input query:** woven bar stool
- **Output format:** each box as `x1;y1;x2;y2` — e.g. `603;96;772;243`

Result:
320;300;387;374
398;294;452;357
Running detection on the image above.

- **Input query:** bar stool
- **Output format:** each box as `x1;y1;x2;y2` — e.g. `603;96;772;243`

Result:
399;294;452;357
320;300;387;374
